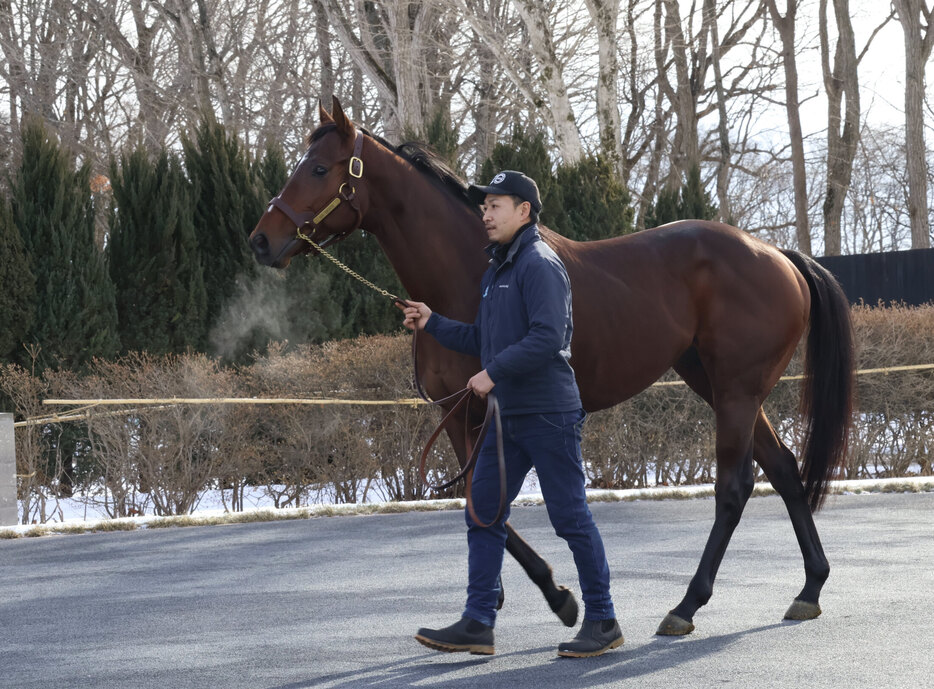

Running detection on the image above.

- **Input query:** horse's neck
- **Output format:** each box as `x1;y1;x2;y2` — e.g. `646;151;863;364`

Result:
363;169;487;320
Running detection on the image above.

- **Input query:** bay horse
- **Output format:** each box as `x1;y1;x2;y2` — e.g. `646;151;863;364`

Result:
249;97;854;636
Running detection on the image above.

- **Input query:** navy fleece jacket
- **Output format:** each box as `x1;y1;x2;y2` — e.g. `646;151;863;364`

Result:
424;224;581;415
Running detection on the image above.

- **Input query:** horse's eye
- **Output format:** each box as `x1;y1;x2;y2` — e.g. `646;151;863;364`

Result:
312;165;328;177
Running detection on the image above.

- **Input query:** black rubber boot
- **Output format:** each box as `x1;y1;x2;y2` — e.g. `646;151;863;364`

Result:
557;618;624;658
415;617;495;655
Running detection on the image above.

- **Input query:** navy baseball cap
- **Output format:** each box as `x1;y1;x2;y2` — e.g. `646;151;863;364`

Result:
468;170;542;213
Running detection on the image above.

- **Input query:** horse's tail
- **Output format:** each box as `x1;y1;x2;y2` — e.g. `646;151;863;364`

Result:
781;249;855;512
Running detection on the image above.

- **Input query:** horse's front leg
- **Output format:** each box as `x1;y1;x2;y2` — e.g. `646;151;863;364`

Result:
443;411;578;627
657;395;758;636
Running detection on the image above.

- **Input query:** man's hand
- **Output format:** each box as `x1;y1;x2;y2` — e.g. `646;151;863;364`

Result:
467;369;495;397
396;300;432;331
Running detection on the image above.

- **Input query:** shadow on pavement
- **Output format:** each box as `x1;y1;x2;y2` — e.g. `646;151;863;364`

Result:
269;623;787;689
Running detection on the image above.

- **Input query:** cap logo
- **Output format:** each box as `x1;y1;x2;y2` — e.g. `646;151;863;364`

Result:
491;172;506;184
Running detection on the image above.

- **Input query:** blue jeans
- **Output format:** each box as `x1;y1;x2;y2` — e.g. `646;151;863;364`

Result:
462;409;615;627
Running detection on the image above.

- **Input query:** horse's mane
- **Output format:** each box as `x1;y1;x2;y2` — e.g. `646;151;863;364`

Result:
305;123;480;218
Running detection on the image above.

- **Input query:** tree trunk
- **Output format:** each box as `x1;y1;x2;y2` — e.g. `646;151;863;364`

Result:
322;0;398;121
164;0;214;124
766;0;811;255
707;0;733;222
512;0;583;163
315;1;334;106
388;0;427;137
660;0;702;184
819;0;860;256
893;0;934;249
619;0;653;189
584;0;623;174
129;0;170;148
194;0;232;126
473;31;498;167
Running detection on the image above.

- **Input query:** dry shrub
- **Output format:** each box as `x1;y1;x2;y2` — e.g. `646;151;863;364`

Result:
583;381;716;489
581;304;934;488
0;364;76;523
243;334;459;505
61;353;233;516
846;304;934;477
6;305;932;523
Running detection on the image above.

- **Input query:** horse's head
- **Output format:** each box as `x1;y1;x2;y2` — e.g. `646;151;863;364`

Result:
249;97;368;268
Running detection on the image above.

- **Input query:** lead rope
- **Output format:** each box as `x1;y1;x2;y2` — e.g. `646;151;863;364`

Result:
295;233;507;527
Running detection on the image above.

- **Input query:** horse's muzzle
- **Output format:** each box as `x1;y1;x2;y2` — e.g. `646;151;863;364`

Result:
249;231;298;269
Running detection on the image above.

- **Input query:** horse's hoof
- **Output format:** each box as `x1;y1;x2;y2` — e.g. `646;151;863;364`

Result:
551;586;579;627
784;599;821;621
656;613;695;636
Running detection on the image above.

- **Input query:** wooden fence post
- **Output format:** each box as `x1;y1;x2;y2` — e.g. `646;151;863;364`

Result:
0;413;17;526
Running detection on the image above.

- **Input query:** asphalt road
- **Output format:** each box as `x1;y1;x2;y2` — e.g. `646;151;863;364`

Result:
1;491;932;689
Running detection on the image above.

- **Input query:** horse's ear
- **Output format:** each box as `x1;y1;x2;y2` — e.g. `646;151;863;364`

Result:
331;96;355;139
318;100;334;124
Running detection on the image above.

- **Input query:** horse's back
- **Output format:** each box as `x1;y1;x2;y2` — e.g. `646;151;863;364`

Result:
543;221;810;410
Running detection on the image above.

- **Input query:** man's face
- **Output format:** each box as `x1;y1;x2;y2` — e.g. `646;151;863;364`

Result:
481;194;531;244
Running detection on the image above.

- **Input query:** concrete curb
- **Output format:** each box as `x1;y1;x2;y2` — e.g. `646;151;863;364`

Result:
2;476;932;540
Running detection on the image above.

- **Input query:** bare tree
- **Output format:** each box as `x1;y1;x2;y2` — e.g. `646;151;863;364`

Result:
844;124;914;252
0;0;124;161
654;0;702;184
321;0;458;139
892;0;934;249
764;0;812;254
646;0;771;226
79;0;177;150
315;0;334;107
618;0;659;194
468;24;502;169
584;0;622;171
708;0;734;221
818;0;893;255
454;0;584;162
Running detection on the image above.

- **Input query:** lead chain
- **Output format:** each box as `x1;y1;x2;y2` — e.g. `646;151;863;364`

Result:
295;227;401;302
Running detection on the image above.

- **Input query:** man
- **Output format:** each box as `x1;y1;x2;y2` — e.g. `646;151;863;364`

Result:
399;170;622;658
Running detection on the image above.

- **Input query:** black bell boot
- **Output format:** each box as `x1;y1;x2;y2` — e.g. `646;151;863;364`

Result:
415;617;495;655
557;618;624;658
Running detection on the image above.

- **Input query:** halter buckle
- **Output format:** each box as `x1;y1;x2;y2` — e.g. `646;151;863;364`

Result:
349;156;363;178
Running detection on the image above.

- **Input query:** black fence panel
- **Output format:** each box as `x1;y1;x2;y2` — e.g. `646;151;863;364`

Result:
815;248;934;307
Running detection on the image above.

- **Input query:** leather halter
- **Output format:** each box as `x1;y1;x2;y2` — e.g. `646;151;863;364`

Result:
266;130;365;251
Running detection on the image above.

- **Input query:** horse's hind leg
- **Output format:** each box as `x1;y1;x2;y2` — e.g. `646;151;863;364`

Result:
661;348;827;633
753;410;828;620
